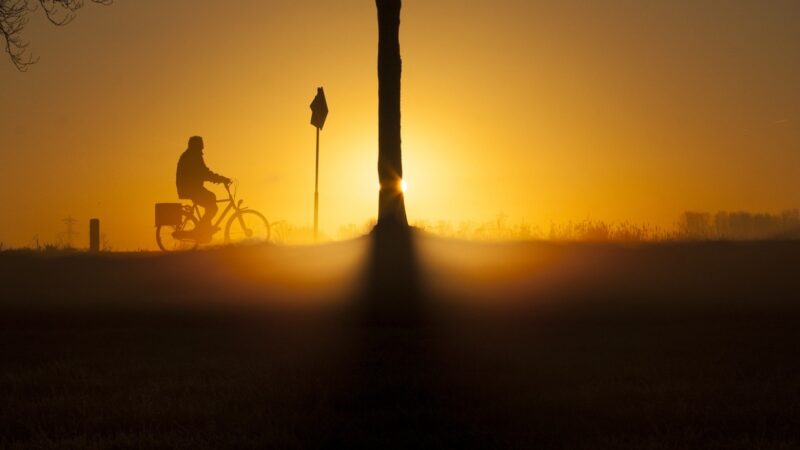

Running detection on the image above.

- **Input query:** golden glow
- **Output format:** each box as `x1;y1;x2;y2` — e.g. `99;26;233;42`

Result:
0;1;799;249
400;179;408;193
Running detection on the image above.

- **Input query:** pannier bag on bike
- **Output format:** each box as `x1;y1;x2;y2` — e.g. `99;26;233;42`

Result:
155;203;183;226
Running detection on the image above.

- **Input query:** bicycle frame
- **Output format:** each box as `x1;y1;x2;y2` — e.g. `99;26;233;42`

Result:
186;184;248;228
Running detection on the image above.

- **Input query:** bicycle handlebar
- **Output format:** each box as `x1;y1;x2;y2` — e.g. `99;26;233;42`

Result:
223;179;239;199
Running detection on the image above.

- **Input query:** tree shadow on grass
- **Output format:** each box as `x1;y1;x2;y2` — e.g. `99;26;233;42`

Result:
326;223;459;446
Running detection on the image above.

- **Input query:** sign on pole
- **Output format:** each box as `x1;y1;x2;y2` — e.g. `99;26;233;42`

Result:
310;87;328;130
310;87;328;240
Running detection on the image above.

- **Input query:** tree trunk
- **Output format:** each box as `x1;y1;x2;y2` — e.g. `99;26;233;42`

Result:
376;0;408;226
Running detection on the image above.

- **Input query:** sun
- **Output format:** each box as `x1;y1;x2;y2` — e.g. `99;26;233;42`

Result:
401;179;408;192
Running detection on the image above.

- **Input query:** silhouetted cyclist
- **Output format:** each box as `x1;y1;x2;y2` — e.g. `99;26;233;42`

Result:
176;136;231;241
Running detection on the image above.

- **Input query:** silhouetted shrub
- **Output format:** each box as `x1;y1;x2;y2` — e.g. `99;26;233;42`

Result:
337;219;377;240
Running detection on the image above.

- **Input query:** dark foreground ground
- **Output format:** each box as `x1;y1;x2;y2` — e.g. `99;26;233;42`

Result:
1;234;800;449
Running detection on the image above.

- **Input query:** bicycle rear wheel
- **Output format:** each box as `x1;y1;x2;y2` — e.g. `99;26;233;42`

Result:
225;210;270;245
156;217;199;251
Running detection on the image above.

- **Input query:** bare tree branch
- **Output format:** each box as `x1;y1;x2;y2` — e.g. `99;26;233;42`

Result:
0;0;112;71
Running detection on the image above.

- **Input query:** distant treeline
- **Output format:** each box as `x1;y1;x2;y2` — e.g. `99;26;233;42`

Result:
407;210;800;242
409;216;667;242
676;210;800;240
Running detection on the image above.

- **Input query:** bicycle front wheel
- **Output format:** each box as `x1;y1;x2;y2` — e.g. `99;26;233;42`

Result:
156;217;199;252
225;210;270;246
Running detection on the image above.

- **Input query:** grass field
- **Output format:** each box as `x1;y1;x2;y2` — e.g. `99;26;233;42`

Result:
1;233;799;448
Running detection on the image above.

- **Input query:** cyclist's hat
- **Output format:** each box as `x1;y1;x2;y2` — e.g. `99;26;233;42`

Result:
188;136;203;149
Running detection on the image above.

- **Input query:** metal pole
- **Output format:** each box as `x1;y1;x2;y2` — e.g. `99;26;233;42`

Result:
89;218;100;252
314;126;320;241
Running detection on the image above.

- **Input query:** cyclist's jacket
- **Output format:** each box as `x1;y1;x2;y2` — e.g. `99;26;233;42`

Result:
176;148;227;199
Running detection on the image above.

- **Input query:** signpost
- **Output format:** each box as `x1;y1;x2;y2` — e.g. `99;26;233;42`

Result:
310;87;328;241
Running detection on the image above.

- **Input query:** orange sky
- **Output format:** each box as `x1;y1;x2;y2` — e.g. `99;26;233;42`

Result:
1;1;799;249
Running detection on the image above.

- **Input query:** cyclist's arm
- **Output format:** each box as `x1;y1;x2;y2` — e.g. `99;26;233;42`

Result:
207;171;229;184
199;157;230;184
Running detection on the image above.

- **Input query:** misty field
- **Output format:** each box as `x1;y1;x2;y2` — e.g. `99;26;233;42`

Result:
1;234;799;449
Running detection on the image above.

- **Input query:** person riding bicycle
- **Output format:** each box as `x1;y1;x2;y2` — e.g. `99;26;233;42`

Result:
176;136;231;242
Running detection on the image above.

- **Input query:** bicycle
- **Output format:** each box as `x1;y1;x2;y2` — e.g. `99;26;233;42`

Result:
155;182;270;251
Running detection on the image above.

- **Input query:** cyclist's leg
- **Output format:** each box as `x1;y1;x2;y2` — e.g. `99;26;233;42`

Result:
193;188;218;231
